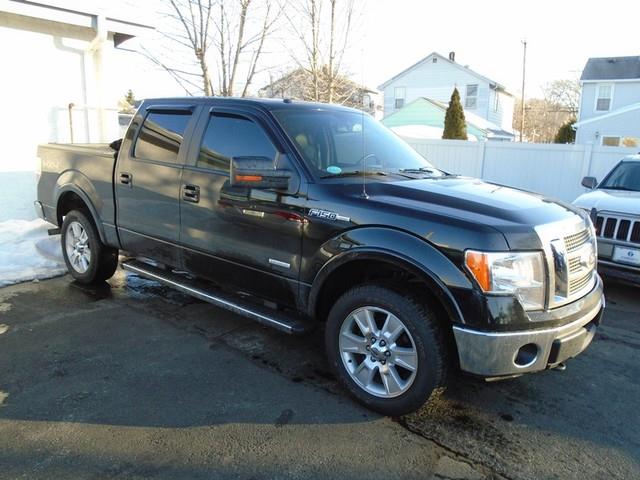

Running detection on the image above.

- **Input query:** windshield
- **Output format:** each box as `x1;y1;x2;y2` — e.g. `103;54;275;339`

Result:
273;109;443;178
600;162;640;192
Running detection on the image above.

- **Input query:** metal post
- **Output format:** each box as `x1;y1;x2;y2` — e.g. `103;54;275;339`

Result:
68;103;75;143
519;40;527;142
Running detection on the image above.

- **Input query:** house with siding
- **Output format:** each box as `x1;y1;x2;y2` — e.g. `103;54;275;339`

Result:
382;97;514;141
573;56;640;147
378;51;515;135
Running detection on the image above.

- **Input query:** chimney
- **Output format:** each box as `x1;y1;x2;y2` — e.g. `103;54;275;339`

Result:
449;51;456;62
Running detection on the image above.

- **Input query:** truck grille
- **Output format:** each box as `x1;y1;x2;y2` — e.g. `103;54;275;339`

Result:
595;215;640;244
569;270;592;296
564;229;590;253
536;217;597;309
559;227;596;301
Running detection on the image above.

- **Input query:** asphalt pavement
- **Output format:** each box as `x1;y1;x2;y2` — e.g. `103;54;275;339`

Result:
0;269;638;479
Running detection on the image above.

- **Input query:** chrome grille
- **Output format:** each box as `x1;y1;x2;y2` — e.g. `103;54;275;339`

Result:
565;229;590;253
569;270;592;295
568;256;582;275
536;217;597;309
562;228;596;299
595;214;640;244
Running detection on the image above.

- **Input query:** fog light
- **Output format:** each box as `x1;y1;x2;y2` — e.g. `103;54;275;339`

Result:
514;343;538;367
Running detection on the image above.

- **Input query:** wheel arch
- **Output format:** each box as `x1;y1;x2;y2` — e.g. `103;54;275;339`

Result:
309;247;466;327
55;184;107;244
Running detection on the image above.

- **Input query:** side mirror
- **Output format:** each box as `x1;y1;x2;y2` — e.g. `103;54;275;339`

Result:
581;176;598;189
230;156;291;190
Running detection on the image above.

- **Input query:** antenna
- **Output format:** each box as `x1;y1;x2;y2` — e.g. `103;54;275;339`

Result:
360;47;369;199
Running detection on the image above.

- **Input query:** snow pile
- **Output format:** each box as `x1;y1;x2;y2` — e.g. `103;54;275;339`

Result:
0;172;37;222
0;219;67;287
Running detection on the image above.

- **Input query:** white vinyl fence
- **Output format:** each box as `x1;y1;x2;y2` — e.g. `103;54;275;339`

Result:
402;138;638;203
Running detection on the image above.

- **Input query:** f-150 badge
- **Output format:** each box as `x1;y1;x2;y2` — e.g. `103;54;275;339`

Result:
308;208;350;222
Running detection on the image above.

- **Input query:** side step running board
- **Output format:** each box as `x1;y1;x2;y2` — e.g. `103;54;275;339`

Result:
122;259;312;335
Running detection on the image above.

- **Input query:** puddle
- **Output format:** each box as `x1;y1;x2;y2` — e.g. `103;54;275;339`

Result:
0;324;8;335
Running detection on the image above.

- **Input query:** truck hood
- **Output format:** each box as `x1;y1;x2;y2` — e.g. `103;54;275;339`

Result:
358;176;584;250
573;189;640;216
367;176;579;225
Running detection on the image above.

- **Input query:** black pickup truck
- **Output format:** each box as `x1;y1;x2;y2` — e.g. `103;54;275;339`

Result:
36;97;604;415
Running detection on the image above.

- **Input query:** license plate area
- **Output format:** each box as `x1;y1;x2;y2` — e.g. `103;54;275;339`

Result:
612;246;640;266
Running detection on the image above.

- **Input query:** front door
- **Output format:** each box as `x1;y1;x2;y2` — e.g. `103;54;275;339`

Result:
179;107;306;307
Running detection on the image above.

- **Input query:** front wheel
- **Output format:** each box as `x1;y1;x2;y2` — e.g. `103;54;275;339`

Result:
325;284;448;416
61;209;118;284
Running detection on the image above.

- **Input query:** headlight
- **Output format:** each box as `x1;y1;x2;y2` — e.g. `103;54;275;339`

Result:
465;250;546;311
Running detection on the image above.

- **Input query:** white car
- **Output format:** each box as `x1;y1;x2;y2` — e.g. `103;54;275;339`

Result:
574;155;640;282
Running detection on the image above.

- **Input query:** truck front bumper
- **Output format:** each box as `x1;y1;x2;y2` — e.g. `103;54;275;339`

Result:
452;278;604;377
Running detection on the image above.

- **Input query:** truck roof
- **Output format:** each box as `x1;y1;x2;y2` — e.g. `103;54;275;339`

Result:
141;96;361;114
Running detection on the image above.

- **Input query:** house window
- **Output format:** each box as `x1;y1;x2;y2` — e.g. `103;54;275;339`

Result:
394;87;406;109
465;84;478;109
493;92;500;112
601;136;620;147
595;84;613;111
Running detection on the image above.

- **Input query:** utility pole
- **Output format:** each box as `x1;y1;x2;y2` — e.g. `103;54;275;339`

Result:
519;40;527;142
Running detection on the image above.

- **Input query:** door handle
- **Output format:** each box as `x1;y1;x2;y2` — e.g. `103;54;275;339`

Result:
182;184;200;203
120;172;132;186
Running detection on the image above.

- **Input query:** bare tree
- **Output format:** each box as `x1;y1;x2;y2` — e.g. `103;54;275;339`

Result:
166;0;216;95
543;79;581;115
212;0;278;96
511;78;581;143
513;97;573;143
283;0;358;104
151;0;278;96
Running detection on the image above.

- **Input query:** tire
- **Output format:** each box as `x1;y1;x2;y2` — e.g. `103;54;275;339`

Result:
325;283;448;416
61;209;119;284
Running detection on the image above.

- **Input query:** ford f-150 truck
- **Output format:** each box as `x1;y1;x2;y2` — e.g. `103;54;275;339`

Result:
36;97;604;415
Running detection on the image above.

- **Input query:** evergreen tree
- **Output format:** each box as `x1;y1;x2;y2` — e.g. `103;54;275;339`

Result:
554;117;576;143
442;87;468;140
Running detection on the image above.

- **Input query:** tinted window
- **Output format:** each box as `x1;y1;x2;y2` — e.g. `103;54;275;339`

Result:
197;114;277;172
134;111;192;164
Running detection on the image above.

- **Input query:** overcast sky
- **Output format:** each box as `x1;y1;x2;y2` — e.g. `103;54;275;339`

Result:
115;0;639;99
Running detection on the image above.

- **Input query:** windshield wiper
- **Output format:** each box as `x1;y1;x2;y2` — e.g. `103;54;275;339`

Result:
398;167;452;177
602;186;639;192
320;170;388;179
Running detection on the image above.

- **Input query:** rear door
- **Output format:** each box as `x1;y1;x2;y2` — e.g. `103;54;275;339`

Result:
116;105;197;267
179;106;306;306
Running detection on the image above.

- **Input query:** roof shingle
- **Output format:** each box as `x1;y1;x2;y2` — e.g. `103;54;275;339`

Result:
581;56;640;81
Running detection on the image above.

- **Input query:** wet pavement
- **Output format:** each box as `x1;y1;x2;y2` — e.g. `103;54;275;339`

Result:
0;268;638;479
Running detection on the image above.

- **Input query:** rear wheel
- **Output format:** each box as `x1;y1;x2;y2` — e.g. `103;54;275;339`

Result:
61;210;118;284
325;284;448;416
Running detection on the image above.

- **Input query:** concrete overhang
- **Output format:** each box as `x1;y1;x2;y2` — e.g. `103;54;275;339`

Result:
1;0;154;40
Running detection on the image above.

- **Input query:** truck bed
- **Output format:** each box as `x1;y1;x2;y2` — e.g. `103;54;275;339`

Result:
37;143;118;230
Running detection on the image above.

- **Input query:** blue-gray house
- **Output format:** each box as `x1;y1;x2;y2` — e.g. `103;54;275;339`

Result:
574;56;640;147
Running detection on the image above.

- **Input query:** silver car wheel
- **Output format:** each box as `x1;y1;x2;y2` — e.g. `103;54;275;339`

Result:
65;221;91;274
339;306;418;398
